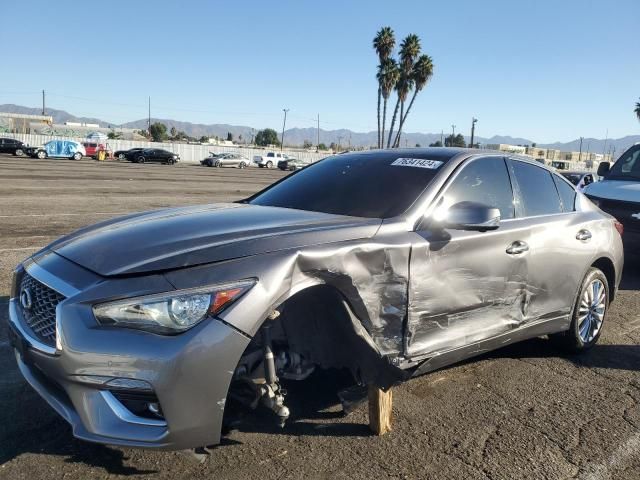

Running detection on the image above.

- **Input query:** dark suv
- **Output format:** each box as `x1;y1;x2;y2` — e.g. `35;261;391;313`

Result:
0;137;27;156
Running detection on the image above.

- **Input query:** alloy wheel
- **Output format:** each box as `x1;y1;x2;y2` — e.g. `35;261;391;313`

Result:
578;279;606;343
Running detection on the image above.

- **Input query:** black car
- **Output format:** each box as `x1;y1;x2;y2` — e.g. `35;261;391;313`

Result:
114;148;146;161
132;148;179;164
278;158;308;171
0;137;27;156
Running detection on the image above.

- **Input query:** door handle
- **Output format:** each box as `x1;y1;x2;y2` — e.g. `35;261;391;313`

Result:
506;240;529;255
576;229;592;241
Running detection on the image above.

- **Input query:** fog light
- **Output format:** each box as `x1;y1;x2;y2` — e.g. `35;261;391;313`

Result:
148;402;161;415
105;377;153;391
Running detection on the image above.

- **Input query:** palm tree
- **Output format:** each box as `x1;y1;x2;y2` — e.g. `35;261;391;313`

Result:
377;59;400;150
393;54;434;147
387;34;421;148
373;27;395;148
635;98;640;123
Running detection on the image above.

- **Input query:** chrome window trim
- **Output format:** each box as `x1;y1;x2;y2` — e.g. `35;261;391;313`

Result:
99;391;168;427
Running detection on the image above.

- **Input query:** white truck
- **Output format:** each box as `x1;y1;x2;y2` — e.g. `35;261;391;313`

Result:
253;151;293;169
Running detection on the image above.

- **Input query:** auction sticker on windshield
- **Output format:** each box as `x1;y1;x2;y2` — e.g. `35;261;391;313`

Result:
391;158;443;169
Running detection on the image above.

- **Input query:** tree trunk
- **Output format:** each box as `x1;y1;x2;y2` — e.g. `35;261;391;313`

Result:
377;87;382;148
393;101;405;148
381;97;388;150
394;90;418;147
386;97;401;148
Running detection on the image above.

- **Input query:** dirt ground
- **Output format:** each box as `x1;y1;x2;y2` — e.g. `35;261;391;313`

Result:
1;154;639;480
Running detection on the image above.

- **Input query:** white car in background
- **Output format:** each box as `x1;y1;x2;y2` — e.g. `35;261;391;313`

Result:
253;152;294;168
26;140;86;160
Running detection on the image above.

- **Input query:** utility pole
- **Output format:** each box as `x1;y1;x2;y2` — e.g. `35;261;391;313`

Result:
440;130;443;146
42;90;45;116
280;108;289;151
470;117;478;148
578;136;583;162
148;96;151;133
348;133;351;150
602;128;608;158
317;114;320;151
451;125;456;147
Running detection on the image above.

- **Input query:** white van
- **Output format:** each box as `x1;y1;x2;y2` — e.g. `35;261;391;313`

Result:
584;143;640;253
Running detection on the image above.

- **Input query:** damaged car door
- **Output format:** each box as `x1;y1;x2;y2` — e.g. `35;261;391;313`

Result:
406;156;532;358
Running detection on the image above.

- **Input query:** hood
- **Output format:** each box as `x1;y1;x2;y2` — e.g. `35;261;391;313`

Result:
585;179;640;203
49;203;380;276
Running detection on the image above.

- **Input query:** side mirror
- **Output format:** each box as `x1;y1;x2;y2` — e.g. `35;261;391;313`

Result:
597;162;610;176
440;201;501;231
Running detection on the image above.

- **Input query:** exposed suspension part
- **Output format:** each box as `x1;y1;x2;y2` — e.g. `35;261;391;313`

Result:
259;310;289;427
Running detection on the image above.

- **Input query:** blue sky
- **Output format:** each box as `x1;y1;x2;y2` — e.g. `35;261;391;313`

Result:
1;0;638;142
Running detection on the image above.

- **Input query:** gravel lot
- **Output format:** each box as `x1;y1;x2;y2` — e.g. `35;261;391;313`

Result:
1;154;639;480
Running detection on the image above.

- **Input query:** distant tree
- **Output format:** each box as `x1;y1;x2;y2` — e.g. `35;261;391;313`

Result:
393;54;433;147
373;26;396;148
429;140;442;147
107;129;122;140
199;136;209;143
255;128;280;147
318;143;328;150
531;142;537;147
635;98;640;123
330;142;338;151
444;134;465;147
136;129;150;139
415;143;421;148
238;134;243;143
149;122;168;142
226;132;233;142
303;139;313;149
170;127;177;139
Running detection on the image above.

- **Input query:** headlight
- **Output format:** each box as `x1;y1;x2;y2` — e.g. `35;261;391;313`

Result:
93;279;256;334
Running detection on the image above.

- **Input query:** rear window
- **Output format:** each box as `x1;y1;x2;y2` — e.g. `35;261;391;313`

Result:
249;154;445;218
509;160;563;217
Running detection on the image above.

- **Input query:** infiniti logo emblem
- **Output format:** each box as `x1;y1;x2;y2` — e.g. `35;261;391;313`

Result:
20;287;33;310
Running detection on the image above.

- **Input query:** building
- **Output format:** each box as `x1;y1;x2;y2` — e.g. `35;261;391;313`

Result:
485;144;527;154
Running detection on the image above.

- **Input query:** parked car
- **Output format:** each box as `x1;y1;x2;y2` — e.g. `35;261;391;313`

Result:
26;140;86;160
253;151;293;168
0;137;27;156
8;148;623;451
114;148;145;161
585;143;640;253
278;158;309;171
201;153;251;168
132;148;179;164
82;142;104;159
560;171;599;192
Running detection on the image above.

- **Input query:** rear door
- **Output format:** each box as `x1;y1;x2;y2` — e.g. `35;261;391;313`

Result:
407;156;532;357
507;159;594;327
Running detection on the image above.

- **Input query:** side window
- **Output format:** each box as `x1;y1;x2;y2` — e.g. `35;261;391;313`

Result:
552;173;577;212
509;160;562;217
442;157;515;219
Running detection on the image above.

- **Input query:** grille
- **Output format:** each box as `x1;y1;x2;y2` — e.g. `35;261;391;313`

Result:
19;272;65;347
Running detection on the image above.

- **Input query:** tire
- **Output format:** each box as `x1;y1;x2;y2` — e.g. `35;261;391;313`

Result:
73;152;82;160
239;162;246;169
137;156;145;164
266;161;273;169
15;148;24;156
551;267;608;352
118;153;126;160
215;161;222;167
37;150;46;159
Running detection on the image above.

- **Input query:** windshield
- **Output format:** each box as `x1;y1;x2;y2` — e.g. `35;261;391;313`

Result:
249;153;446;218
607;145;640;180
561;173;582;185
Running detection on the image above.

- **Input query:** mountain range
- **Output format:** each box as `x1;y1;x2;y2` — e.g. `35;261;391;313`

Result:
2;104;638;154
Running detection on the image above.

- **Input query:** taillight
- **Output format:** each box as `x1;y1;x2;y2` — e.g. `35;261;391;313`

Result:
614;220;624;236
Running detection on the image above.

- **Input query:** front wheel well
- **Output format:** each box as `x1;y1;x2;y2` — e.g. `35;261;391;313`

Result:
592;257;616;303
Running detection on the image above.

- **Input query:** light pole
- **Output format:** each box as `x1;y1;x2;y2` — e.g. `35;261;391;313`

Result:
451;125;456;147
578;136;583;162
470;117;478;148
281;108;289;151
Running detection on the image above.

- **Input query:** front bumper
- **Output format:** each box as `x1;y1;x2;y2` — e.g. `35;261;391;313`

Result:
8;260;250;450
